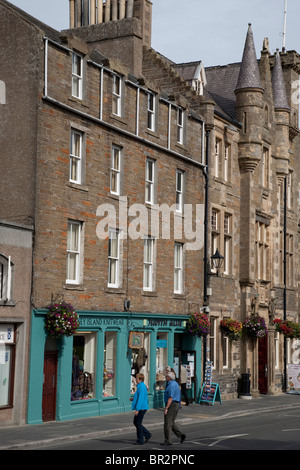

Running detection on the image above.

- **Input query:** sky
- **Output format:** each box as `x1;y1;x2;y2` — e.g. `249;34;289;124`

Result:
7;0;300;67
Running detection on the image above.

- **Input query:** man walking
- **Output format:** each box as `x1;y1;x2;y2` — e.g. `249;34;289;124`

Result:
131;373;152;445
161;371;186;445
180;364;189;406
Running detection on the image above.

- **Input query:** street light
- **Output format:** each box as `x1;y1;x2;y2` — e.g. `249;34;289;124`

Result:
210;249;224;275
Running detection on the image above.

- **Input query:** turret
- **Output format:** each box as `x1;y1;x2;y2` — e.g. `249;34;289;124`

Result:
235;24;264;172
272;50;290;178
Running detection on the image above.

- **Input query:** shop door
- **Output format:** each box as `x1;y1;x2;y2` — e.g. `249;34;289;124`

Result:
258;335;268;394
175;350;196;402
42;351;57;421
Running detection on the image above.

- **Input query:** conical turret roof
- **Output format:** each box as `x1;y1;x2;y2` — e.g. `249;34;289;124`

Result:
235;24;263;91
272;50;290;110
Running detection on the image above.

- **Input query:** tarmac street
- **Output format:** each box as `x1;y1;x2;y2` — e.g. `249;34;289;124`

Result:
0;393;300;451
0;393;299;451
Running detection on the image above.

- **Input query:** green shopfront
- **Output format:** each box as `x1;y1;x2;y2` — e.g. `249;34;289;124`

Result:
27;310;202;424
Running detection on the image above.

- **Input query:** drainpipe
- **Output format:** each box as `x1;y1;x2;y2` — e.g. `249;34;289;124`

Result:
203;127;211;381
283;175;287;391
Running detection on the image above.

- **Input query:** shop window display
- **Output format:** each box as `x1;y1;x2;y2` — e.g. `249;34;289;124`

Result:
103;331;117;397
156;332;168;390
130;332;150;394
71;332;96;401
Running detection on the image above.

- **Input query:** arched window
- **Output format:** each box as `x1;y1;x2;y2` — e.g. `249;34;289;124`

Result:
0;255;14;301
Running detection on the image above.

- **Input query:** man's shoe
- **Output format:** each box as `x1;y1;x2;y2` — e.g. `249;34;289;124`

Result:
134;441;144;445
160;441;172;445
145;434;152;443
181;434;186;444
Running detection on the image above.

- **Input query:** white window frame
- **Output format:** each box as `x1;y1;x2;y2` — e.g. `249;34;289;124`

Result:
143;237;154;291
66;220;82;284
112;74;122;117
110;145;122;195
147;92;156;131
70;129;83;184
0;255;13;301
177;108;184;144
108;229;120;288
72;52;83;99
176;169;184;213
145;158;155;204
174;242;183;294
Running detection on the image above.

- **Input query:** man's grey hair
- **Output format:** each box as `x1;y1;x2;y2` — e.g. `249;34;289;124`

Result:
166;371;175;380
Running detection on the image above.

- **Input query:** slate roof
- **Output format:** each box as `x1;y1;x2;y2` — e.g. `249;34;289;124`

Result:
235;23;262;91
204;62;241;122
272;50;290;110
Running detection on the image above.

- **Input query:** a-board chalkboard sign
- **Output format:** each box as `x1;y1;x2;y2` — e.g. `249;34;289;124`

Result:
199;382;222;405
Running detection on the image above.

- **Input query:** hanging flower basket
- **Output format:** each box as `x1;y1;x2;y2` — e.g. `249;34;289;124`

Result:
220;318;243;341
243;315;268;339
45;301;80;337
273;319;300;339
186;313;210;337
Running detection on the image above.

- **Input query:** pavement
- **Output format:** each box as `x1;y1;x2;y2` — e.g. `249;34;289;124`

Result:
1;392;300;450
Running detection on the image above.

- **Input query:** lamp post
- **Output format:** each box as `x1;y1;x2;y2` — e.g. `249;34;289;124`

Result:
202;248;224;388
210;248;224;276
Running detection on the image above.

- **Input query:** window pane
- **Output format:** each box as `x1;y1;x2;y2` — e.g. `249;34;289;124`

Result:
67;222;80;283
71;333;96;401
72;54;82;99
109;234;118;258
68;223;79;251
146;160;153;181
103;332;117;397
144;238;152;263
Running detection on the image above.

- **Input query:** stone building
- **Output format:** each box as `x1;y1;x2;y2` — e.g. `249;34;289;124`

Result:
1;0;300;425
0;0;209;423
203;25;300;397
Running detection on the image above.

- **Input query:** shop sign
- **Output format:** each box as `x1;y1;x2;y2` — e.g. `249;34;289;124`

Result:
128;331;144;349
157;339;167;348
79;317;124;327
147;319;183;327
0;324;14;343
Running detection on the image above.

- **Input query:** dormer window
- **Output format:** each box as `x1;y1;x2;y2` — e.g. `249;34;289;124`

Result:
0;255;13;302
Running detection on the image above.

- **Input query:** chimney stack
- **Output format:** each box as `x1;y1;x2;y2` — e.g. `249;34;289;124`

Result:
69;0;148;40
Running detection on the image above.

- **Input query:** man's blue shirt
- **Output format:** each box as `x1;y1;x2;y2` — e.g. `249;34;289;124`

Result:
131;381;149;411
164;379;181;403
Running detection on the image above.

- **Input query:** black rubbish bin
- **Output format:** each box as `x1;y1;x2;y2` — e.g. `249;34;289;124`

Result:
239;373;252;399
